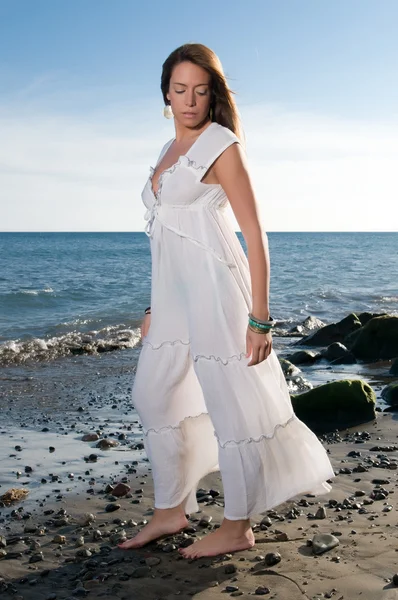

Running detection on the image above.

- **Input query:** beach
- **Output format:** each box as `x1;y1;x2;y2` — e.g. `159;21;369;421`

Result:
1;347;398;600
1;232;398;598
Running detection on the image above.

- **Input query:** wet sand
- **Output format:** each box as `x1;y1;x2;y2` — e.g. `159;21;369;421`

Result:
2;410;398;599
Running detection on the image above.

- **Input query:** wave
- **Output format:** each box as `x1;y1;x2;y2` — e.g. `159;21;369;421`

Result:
0;324;142;366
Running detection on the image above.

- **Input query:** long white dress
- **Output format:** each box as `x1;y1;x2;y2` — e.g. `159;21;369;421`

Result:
133;121;335;520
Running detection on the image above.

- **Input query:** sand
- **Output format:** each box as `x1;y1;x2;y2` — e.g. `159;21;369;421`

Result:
1;411;398;599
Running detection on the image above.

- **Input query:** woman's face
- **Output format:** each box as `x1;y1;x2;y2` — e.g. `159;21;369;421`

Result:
166;61;212;127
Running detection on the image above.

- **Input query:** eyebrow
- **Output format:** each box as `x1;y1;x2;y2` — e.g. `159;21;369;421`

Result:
172;82;209;87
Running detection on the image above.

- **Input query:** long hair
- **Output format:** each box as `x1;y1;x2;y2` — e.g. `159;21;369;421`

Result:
161;43;244;143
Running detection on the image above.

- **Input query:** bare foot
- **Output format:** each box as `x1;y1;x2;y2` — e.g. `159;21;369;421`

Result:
179;525;255;558
118;511;188;550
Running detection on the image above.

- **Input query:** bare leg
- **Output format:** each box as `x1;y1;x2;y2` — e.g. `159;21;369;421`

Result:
178;516;255;558
118;504;188;550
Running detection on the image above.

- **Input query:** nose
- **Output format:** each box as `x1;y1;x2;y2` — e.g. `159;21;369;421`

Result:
185;90;196;107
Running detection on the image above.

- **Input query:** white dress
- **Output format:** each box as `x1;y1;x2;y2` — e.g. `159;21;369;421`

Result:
133;121;335;520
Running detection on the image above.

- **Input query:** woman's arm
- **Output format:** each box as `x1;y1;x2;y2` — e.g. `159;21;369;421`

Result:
213;143;270;321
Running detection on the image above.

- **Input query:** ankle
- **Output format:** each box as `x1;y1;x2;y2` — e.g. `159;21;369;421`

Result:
220;517;252;535
153;505;186;519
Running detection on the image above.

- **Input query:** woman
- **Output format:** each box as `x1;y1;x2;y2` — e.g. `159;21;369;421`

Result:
119;43;335;558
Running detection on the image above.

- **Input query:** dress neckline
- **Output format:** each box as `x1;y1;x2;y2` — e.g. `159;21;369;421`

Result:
150;122;215;198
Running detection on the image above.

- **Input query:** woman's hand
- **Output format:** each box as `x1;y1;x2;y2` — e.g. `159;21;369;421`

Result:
246;326;272;366
140;313;151;341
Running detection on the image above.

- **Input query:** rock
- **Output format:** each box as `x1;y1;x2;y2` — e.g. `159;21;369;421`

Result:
315;506;327;519
105;503;121;512
199;515;212;526
321;342;356;364
297;313;362;346
347;315;398;360
110;530;126;545
311;533;340;555
264;552;281;566
0;537;6;548
285;350;321;365
75;536;85;547
289;316;326;336
0;487;29;506
260;517;272;529
76;549;92;559
52;535;66;544
162;543;177;553
381;382;398;406
390;359;398;376
96;438;119;450
29;552;44;563
291;379;377;433
225;586;239;593
111;483;131;497
79;513;96;527
255;587;271;596
224;563;237;574
0;550;7;560
82;433;100;442
278;358;301;377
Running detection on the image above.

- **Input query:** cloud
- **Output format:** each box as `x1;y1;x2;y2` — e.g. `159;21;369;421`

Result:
1;85;397;231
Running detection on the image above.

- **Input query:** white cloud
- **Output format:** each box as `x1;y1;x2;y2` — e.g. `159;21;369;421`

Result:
1;90;397;231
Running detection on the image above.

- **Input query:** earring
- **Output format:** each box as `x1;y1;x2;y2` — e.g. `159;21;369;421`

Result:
163;104;173;119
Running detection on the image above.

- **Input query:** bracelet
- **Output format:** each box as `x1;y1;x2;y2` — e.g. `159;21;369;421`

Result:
144;306;151;315
248;312;274;326
249;313;275;328
248;323;272;335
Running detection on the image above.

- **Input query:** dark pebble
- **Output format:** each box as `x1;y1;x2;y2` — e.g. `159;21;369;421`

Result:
224;564;237;574
255;586;270;595
105;503;121;513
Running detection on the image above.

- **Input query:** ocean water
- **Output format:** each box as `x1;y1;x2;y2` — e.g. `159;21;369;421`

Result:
1;231;397;367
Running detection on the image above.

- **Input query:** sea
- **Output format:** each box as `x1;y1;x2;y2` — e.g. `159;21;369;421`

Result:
1;231;397;417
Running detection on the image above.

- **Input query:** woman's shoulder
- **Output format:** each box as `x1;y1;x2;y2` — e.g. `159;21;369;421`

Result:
211;122;240;143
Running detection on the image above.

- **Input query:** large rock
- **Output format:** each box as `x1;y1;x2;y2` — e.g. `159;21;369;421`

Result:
381;383;398;407
390;358;398;376
291;379;377;433
347;315;398;360
296;314;362;347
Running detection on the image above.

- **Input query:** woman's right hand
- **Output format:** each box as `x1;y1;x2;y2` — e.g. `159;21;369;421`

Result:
140;313;151;340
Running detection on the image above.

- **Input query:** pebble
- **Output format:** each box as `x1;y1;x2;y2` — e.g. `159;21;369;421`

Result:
224;563;237;574
96;438;119;450
111;482;131;497
311;533;340;555
79;513;96;526
29;552;44;563
255;587;270;595
105;503;121;513
264;552;281;566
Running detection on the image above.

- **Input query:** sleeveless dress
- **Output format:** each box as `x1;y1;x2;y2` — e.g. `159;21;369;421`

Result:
133;121;335;520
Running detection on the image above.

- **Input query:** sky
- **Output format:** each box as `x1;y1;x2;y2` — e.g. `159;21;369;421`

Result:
0;0;397;232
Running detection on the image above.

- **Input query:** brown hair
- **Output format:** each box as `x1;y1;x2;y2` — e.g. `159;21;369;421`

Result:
161;43;244;143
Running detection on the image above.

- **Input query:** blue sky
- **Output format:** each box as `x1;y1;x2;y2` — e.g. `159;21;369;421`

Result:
1;0;397;231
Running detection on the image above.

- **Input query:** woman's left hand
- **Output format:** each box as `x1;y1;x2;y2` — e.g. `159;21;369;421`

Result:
246;326;272;366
